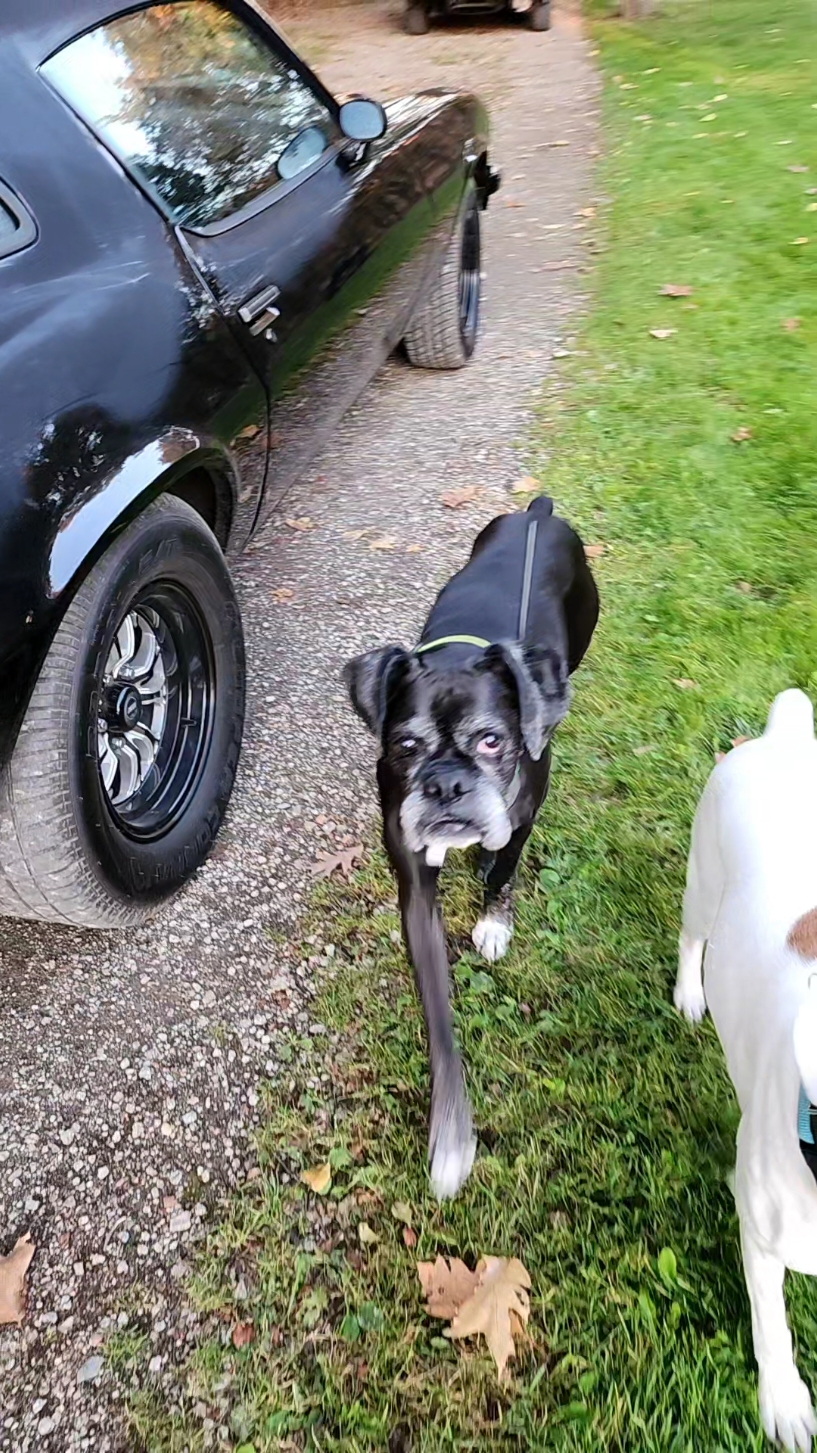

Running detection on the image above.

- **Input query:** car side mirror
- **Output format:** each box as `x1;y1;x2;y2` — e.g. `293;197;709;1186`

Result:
338;97;388;143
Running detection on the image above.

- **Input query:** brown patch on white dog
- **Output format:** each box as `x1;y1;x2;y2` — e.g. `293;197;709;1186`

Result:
787;907;817;960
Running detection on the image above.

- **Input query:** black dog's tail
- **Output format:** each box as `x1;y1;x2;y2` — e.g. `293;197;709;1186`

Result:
527;495;554;519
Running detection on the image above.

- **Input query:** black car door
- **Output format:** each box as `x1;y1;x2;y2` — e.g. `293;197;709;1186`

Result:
44;0;436;523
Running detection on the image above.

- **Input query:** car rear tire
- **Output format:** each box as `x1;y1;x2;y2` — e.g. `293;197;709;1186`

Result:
530;1;551;29
0;495;245;928
404;188;481;370
404;4;430;32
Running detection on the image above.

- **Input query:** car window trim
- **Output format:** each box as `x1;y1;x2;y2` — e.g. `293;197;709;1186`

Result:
37;0;345;232
0;179;38;259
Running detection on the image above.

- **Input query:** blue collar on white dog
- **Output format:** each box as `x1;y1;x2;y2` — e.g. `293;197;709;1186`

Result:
799;1085;815;1145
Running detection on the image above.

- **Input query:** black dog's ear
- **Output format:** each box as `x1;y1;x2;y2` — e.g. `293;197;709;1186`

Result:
482;642;571;760
342;645;413;742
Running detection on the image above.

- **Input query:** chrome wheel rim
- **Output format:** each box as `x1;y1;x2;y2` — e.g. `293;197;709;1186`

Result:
95;585;215;840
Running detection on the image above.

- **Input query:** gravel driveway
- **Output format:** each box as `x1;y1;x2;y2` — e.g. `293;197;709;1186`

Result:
0;6;599;1447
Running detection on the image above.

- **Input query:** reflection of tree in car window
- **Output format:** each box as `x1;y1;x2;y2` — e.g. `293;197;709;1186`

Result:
43;1;339;228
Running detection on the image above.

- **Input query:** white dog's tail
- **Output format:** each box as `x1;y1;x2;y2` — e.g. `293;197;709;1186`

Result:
764;689;815;740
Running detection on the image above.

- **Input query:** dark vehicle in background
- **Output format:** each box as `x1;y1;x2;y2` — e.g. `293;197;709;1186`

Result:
0;0;498;929
404;0;550;34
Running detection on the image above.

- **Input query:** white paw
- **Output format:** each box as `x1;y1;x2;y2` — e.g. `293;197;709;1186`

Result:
759;1365;817;1451
430;1124;477;1201
673;979;707;1023
472;913;513;963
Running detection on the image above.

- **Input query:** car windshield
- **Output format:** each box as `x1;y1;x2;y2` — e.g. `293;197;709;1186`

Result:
42;1;340;229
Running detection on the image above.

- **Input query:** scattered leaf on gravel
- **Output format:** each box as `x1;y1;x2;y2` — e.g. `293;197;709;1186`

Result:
369;536;397;551
342;529;367;541
0;1234;35;1325
674;678;698;690
731;426;753;442
310;844;364;881
301;1163;332;1195
418;1256;480;1320
237;424;260;440
285;517;316;531
391;1201;413;1226
439;485;479;509
402;1226;418;1250
445;1256;532;1380
232;1321;255;1348
659;283;694;296
406;544;423;554
358;1222;378;1247
649;328;676;340
510;476;538;495
783;316;801;330
584;543;605;559
271;587;295;604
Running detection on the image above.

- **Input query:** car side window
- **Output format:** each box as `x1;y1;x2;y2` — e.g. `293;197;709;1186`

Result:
0;180;37;259
41;1;341;230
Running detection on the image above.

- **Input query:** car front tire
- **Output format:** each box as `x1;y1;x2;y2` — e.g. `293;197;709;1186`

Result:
403;187;482;370
0;495;245;928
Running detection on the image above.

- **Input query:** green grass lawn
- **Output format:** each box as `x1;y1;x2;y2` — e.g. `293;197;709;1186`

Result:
125;1;817;1447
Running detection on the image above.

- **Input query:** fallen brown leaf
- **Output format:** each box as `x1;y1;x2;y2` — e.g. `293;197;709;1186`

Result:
783;316;801;331
391;1202;413;1226
787;164;810;173
237;424;260;440
674;678;698;690
231;1320;254;1348
439;486;479;509
418;1255;479;1320
301;1163;332;1195
310;844;364;881
584;543;606;559
510;476;538;496
0;1234;35;1325
649;328;676;340
406;544;423;554
369;536;397;551
285;517;316;531
446;1256;532;1380
731;426;753;442
402;1226;418;1250
660;284;694;297
271;587;295;604
342;529;367;541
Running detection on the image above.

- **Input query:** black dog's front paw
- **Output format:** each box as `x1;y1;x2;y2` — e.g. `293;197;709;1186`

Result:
429;1078;476;1201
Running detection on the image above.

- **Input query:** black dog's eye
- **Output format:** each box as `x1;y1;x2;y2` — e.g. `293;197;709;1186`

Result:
477;733;504;756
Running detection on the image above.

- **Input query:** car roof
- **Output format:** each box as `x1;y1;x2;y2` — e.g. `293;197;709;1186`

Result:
2;1;135;64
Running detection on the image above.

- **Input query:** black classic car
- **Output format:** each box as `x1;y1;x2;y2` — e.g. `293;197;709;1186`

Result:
404;0;550;34
0;0;498;928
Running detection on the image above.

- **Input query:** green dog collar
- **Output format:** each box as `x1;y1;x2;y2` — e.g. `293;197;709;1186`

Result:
415;634;491;655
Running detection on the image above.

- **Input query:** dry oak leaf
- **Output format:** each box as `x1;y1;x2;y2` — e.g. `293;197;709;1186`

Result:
231;1321;255;1349
418;1255;479;1320
285;517;316;531
0;1234;35;1325
301;1163;332;1195
660;284;694;297
731;426;753;442
584;543;606;559
783;317;801;331
446;1256;532;1380
439;486;479;509
402;1226;418;1250
271;587;295;604
649;328;676;340
310;843;364;881
369;536;397;551
510;476;538;496
406;544;423;554
237;423;260;440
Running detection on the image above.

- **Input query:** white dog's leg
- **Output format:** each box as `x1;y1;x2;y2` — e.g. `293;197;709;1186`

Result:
741;1223;817;1451
674;930;708;1022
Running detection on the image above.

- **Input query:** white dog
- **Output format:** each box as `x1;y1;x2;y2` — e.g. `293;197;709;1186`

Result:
675;689;817;1451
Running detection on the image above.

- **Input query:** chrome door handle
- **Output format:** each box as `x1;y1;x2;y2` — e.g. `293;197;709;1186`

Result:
238;283;281;337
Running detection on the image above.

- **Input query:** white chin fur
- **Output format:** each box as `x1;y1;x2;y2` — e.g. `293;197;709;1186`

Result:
472;913;513;963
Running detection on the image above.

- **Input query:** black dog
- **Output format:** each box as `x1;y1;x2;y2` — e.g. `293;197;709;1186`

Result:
343;497;599;1197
